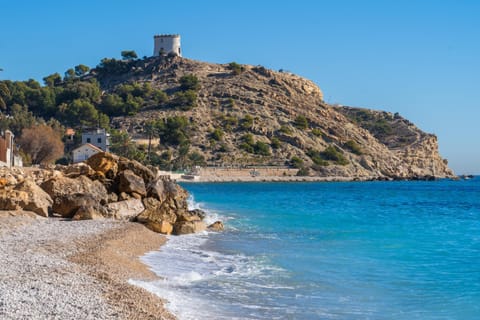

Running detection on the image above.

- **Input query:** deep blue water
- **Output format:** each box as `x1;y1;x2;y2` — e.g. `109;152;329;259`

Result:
134;178;480;319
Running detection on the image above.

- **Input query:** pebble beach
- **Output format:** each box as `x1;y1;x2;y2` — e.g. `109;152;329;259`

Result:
0;210;175;320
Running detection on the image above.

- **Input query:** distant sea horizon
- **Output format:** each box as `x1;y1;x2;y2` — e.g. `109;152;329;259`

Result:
134;178;480;319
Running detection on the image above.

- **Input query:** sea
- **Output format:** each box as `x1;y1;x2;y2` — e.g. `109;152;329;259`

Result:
131;178;480;319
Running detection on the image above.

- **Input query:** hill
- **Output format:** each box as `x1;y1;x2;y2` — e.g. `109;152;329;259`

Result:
0;55;454;179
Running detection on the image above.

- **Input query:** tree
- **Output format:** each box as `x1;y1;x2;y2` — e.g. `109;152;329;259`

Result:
74;64;90;77
19;124;64;165
121;50;138;60
43;73;62;87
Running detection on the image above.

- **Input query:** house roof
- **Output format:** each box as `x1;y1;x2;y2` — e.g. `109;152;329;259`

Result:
72;143;104;153
65;128;75;136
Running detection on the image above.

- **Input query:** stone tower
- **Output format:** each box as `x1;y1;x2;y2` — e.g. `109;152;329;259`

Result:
153;34;181;57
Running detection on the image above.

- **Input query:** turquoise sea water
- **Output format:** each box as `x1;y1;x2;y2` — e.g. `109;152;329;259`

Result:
134;178;480;319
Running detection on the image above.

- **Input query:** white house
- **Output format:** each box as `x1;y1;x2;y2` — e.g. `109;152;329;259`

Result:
72;143;103;163
81;128;110;152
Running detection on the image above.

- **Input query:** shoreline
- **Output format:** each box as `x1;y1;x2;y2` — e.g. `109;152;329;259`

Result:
0;211;175;320
178;175;458;183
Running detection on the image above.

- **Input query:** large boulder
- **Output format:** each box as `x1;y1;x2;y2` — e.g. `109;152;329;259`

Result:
0;179;52;217
14;179;53;217
136;197;178;234
72;205;105;220
177;209;206;222
173;221;206;235
41;175;109;205
51;193;101;218
207;221;225;232
62;162;96;178
86;152;119;179
105;199;145;221
118;158;156;185
147;178;166;202
118;170;147;197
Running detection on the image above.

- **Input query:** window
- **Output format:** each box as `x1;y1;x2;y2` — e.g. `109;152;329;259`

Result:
86;138;91;143
97;138;102;143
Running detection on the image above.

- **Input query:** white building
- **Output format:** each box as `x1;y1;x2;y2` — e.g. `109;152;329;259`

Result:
72;143;103;163
153;34;181;57
0;130;22;167
81;128;110;152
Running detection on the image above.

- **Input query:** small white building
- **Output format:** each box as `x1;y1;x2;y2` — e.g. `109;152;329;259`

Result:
0;130;22;167
72;143;103;163
153;34;181;57
81;128;110;152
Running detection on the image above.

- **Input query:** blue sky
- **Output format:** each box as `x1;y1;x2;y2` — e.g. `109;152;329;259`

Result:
1;0;479;173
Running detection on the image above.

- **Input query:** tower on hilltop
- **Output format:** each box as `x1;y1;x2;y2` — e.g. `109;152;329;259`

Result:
153;34;181;57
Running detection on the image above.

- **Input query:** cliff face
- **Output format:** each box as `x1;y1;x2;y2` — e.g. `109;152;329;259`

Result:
100;56;453;179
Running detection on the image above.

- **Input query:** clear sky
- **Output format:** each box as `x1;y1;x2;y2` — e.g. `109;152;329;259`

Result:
1;0;479;174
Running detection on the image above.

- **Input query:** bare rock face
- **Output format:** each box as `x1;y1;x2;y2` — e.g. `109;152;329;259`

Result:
105;199;145;221
118;170;147;197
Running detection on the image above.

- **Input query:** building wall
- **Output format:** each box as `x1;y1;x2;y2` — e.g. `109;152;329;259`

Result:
0;130;15;167
73;146;101;163
81;129;109;151
153;35;181;57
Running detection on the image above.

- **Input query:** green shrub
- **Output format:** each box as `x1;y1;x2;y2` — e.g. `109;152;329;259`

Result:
320;145;349;165
210;128;224;141
296;167;310;176
343;140;362;155
242;133;254;145
294;115;308;129
270;137;281;149
279;125;293;135
240;142;254;153
311;128;323;137
290;156;304;168
229;62;245;75
241;114;253;130
170;90;197;110
179;74;200;91
254;141;271;156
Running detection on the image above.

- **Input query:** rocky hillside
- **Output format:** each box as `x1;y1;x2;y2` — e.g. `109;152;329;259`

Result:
94;55;453;180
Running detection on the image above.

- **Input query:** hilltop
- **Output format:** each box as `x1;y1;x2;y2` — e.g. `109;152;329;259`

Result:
0;55;454;180
98;56;453;180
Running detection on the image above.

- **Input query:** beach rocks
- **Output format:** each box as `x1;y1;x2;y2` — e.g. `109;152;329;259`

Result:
14;179;52;217
118;170;147;197
0;152;221;236
208;221;225;232
86;152;119;179
0;179;52;217
105;199;145;221
173;220;206;235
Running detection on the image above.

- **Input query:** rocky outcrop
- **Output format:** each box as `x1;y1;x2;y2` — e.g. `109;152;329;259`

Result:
0;153;218;235
100;56;453;180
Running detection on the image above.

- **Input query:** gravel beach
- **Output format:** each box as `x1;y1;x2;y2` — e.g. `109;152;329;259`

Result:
0;210;175;320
